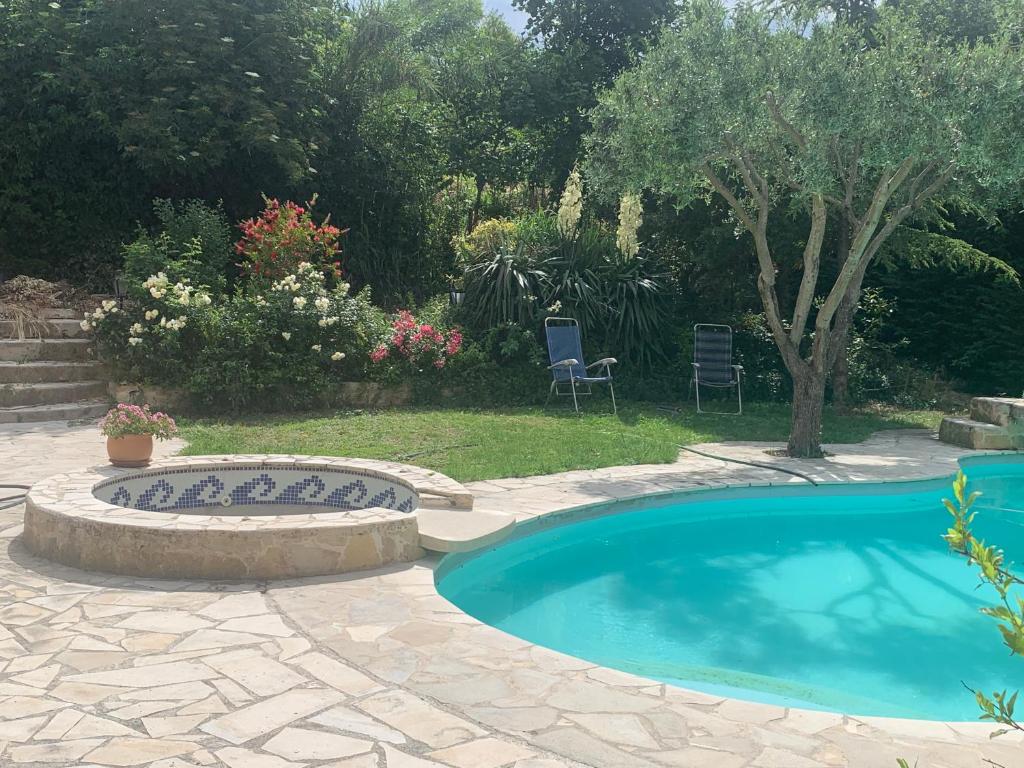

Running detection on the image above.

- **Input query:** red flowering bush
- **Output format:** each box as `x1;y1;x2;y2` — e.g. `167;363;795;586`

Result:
236;195;344;281
371;310;463;370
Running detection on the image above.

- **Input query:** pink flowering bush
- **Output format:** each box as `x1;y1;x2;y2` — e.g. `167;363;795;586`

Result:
371;309;463;371
100;403;178;440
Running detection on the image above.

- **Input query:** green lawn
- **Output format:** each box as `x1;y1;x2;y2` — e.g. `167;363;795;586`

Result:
179;402;945;483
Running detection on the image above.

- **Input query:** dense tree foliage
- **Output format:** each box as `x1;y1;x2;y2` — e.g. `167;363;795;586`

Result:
512;0;678;187
0;0;327;282
2;0;1024;418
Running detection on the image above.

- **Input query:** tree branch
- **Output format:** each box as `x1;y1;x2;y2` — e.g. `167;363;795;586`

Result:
700;162;756;233
861;163;954;266
701;160;802;371
723;133;770;206
842;142;862;227
818;161;955;374
790;193;827;346
765;91;806;149
810;156;917;368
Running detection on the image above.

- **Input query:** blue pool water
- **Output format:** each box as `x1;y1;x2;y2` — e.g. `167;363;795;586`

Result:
437;456;1024;721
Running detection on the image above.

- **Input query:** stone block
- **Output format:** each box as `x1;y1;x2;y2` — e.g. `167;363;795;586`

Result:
938;417;1016;450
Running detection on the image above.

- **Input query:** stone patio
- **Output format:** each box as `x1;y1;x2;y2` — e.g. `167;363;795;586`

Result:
0;422;1020;768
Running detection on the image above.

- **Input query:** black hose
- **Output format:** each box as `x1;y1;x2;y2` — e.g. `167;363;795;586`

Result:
677;444;820;486
0;484;30;510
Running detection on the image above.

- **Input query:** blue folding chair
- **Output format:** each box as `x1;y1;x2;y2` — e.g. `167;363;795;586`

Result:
689;323;743;415
544;317;618;414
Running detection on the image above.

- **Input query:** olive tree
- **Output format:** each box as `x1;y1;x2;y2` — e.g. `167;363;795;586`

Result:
586;0;1024;457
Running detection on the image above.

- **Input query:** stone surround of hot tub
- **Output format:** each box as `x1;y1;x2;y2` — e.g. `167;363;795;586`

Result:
22;454;478;579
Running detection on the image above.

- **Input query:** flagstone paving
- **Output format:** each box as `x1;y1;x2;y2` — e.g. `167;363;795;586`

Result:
0;421;1019;767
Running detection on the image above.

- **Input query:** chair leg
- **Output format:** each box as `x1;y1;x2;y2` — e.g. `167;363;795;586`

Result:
695;381;703;414
609;382;617;416
570;379;580;414
546;381;556;407
736;377;743;416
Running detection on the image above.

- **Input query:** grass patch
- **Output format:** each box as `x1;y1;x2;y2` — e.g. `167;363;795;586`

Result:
179;402;945;483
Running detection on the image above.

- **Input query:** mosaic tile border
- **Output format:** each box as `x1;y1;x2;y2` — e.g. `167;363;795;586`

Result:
93;464;417;515
26;455;473;530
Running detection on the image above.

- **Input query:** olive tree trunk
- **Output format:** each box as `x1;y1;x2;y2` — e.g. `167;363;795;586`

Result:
788;367;828;458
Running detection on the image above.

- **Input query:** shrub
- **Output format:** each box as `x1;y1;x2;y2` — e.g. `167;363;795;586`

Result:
235;197;343;284
89;262;383;412
370;300;464;374
413;321;550;406
454;218;520;265
463;241;550;330
943;471;1024;734
121;200;233;294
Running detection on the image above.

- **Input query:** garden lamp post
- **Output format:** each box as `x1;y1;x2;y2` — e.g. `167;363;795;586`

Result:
448;282;465;307
113;272;126;309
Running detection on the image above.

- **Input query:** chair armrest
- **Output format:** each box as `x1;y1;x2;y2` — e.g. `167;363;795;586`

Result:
691;362;701;369
732;364;744;372
587;357;617;369
547;359;579;370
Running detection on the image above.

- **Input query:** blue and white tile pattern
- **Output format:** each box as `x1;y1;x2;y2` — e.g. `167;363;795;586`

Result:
93;465;418;515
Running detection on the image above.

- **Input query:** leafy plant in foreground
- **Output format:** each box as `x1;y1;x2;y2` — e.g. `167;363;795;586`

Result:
943;470;1024;736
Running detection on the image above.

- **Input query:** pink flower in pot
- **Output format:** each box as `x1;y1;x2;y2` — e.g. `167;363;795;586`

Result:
100;403;178;468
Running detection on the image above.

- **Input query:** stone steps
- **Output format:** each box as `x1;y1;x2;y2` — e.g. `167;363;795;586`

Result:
0;338;94;363
0;361;104;384
969;396;1024;427
0;399;110;424
0;318;86;339
0;304;110;423
38;308;82;320
939;397;1024;450
0;381;109;408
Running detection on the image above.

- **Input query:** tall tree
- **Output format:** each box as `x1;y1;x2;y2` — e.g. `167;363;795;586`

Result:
514;0;678;188
436;14;536;232
587;0;1024;457
765;0;1024;408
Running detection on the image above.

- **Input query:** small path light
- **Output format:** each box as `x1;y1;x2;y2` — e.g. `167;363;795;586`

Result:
113;272;126;308
448;281;465;307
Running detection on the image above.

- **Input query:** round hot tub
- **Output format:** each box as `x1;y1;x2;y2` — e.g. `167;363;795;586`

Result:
23;455;470;579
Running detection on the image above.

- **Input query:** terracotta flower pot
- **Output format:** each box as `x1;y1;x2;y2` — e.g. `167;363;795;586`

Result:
107;434;154;468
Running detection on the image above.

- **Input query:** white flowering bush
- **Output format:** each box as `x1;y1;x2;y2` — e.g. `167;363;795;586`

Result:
90;262;385;411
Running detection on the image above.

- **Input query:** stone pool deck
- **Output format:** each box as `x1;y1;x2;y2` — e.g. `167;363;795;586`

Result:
0;423;1020;768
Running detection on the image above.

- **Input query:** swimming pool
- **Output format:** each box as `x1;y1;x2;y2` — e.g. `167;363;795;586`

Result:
437;454;1024;721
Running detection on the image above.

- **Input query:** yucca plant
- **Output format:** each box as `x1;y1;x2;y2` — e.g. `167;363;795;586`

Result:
461;212;668;367
599;253;667;368
543;217;668;368
463;240;551;330
544;225;609;335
